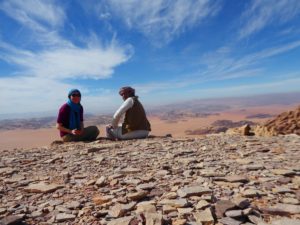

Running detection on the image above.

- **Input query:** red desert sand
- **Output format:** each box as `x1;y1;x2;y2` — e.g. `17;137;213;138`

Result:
0;104;296;150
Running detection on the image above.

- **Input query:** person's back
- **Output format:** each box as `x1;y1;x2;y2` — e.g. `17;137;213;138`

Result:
122;96;151;134
106;86;151;140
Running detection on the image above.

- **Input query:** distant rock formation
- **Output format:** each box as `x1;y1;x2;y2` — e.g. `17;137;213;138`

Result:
254;105;300;136
226;124;252;136
246;113;274;119
185;120;256;135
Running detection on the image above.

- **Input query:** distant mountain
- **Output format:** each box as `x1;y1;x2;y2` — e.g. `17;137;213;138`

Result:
0;115;112;131
150;92;300;113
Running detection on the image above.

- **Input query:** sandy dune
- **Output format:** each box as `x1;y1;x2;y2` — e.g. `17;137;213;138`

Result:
0;104;296;150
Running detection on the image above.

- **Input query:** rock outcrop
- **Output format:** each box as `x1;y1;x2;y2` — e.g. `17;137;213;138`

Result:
254;105;300;136
0;135;299;224
264;106;300;135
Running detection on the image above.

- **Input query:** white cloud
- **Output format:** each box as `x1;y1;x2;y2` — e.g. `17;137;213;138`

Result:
200;40;300;80
239;0;300;39
98;0;221;45
0;38;133;79
0;1;134;117
0;0;65;29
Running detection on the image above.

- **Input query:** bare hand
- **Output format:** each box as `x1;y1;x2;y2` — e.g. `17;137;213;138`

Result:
106;124;113;129
71;129;81;135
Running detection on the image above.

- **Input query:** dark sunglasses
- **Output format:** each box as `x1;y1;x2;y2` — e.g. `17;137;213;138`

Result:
71;93;81;97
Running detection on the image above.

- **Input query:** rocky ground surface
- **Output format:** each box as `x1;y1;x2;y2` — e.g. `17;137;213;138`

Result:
0;134;300;225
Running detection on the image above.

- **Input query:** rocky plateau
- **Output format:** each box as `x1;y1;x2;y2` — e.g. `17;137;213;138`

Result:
0;133;299;225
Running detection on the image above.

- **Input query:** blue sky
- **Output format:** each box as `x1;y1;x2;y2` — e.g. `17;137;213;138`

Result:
0;0;300;117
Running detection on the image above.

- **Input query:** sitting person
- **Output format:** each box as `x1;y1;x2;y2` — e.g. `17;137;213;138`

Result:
56;89;99;142
106;86;151;140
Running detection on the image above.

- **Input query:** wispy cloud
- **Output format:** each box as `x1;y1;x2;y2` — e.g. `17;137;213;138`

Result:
0;0;65;29
0;1;134;115
0;0;133;80
134;40;300;93
97;0;221;45
0;40;133;79
239;0;300;39
200;40;300;80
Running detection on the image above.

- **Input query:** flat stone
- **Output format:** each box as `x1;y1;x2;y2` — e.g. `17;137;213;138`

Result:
86;147;106;153
149;188;164;197
159;199;188;208
172;219;187;225
271;169;296;176
44;156;60;164
0;208;7;214
0;167;16;176
120;167;141;174
236;159;253;165
232;197;250;209
144;213;163;225
218;217;243;225
86;179;96;185
163;205;177;214
48;199;64;206
93;195;114;205
292;177;300;185
224;175;249;183
193;208;214;225
55;213;76;222
196;200;210;209
215;200;236;218
261;203;300;215
4;175;25;184
162;192;177;199
277;177;292;184
109;202;136;217
248;215;264;224
177;207;193;215
137;183;156;190
201;170;225;177
272;186;293;194
136;204;156;214
242;207;253;216
127;190;148;201
242;189;265;198
65;200;81;209
177;186;212;198
93;155;105;163
24;182;63;193
96;176;106;187
268;218;300;225
56;205;71;213
243;164;265;171
0;215;24;225
107;216;134;225
280;197;299;205
225;209;243;218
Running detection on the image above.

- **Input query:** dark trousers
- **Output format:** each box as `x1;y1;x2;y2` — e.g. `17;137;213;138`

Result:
62;126;99;142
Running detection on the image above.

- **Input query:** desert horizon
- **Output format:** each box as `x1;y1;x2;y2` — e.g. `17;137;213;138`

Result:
1;103;297;150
